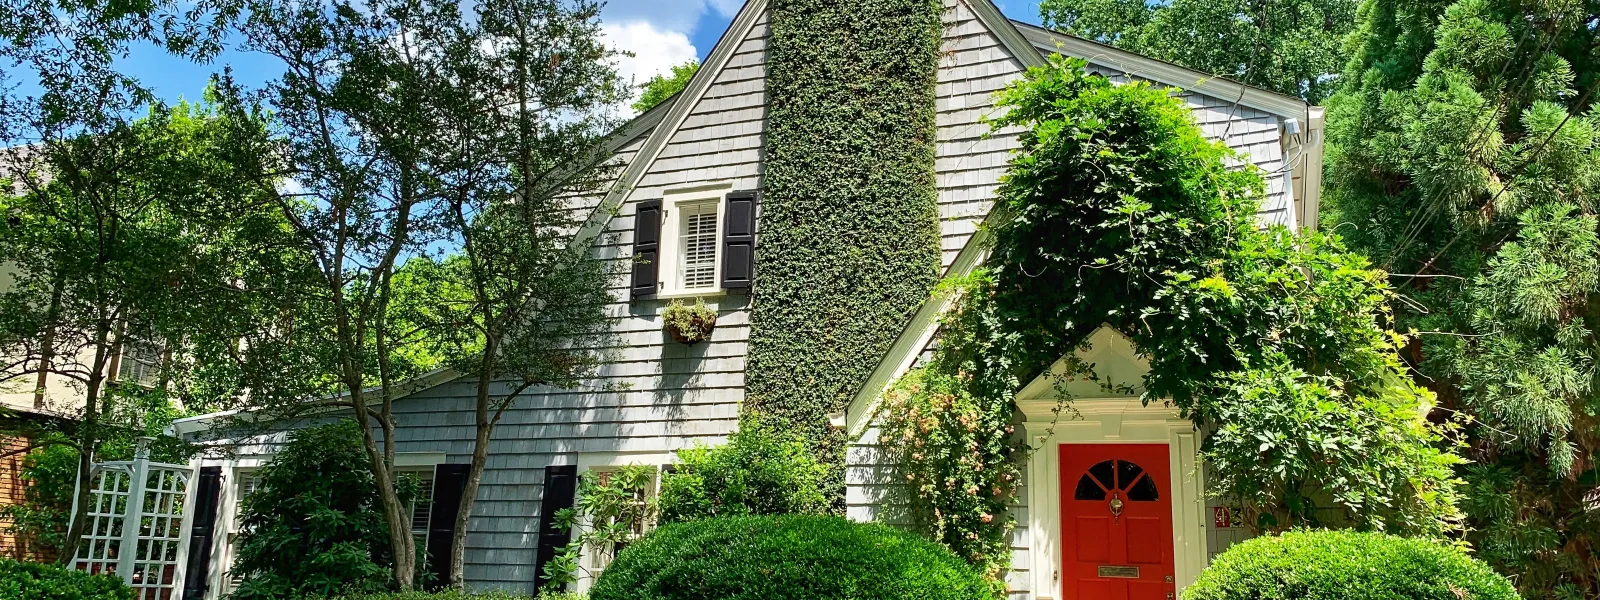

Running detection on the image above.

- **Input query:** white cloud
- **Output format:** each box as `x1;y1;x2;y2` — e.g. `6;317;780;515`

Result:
603;20;699;106
601;0;739;34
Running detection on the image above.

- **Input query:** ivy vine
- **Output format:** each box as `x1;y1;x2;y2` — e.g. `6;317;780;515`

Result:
744;0;945;449
879;56;1466;575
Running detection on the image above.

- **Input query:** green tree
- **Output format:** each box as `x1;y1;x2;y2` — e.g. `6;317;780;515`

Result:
1038;0;1357;102
0;96;298;562
228;422;401;599
632;60;699;113
1323;0;1600;594
219;0;624;588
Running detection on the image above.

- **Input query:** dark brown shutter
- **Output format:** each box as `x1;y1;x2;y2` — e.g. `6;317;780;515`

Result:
721;191;758;289
631;200;664;299
425;464;471;590
533;465;579;594
180;467;222;600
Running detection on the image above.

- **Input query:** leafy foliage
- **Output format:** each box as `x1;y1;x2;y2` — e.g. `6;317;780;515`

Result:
540;465;658;591
1186;530;1517;600
229;422;405;599
1039;0;1356;102
632;60;700;113
0;558;133;600
219;0;625;588
877;276;1024;577
658;420;832;523
1322;0;1600;592
878;56;1463;574
586;515;994;600
661;299;718;345
0;439;78;560
744;0;944;457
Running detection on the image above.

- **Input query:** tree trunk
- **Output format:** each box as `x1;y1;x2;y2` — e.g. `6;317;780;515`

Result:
349;385;417;591
58;337;110;566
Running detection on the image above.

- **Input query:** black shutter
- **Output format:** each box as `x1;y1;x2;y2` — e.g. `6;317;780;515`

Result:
425;464;471;590
631;200;664;299
533;465;579;594
721;191;758;289
180;467;223;600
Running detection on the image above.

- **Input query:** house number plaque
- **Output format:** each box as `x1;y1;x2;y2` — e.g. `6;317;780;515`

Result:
1097;566;1141;579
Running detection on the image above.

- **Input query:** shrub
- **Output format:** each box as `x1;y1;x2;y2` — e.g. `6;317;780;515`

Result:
1186;530;1517;600
0;558;133;600
229;421;409;599
588;515;993;600
657;421;831;523
325;592;559;600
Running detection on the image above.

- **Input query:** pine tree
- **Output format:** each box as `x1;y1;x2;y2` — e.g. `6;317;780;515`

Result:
1325;0;1600;593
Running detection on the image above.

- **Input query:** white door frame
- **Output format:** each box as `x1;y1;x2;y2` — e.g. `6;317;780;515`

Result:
1019;395;1205;600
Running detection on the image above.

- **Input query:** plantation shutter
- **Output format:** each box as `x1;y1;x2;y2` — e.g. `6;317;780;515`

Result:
533;465;579;593
721;191;758;289
425;464;471;590
631;200;664;299
180;467;223;600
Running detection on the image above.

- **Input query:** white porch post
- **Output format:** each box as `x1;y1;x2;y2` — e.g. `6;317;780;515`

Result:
116;437;154;582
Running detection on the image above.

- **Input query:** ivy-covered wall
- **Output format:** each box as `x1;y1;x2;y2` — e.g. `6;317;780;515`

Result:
744;0;946;442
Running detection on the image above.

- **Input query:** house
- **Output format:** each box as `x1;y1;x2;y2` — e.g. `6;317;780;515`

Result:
0;255;168;563
171;1;1325;598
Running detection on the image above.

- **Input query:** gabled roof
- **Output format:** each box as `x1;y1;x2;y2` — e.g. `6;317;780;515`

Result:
842;0;1325;437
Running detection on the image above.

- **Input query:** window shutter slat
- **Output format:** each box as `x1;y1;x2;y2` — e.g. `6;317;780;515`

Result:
721;191;758;289
534;465;579;594
180;467;223;600
631;200;664;299
425;464;471;590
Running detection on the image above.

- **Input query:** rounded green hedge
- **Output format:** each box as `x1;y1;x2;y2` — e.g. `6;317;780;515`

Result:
1186;530;1516;600
0;559;132;600
588;515;993;600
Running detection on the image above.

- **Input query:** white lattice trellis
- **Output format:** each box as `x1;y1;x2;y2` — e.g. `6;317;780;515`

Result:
72;438;196;600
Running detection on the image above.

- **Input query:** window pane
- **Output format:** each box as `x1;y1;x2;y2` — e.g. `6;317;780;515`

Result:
679;202;718;289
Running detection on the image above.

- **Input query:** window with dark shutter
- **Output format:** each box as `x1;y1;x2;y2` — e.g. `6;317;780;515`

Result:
534;465;579;594
721;191;757;289
425;464;470;590
181;467;222;600
631;200;664;299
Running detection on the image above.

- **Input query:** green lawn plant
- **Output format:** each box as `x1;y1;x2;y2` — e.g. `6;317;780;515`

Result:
1186;530;1517;600
0;558;132;600
587;515;993;600
228;422;408;599
658;419;831;523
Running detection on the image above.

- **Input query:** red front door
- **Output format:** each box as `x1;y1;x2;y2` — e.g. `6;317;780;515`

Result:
1060;444;1175;600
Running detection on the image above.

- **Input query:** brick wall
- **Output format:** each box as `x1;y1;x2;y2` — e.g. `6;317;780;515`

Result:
0;434;39;561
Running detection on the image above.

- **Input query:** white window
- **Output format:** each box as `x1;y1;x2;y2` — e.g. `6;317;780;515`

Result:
404;470;436;550
655;188;729;297
570;453;673;594
117;339;164;387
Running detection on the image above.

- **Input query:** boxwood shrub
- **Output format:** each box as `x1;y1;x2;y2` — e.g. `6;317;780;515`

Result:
1186;530;1516;600
0;559;132;600
588;515;993;600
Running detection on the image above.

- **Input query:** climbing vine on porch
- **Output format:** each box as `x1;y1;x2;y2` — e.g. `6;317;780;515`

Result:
877;56;1466;575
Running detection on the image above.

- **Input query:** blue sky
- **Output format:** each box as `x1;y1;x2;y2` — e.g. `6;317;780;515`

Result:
110;0;1044;110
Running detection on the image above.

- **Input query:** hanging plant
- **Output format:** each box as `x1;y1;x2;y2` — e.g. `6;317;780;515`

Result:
663;299;717;345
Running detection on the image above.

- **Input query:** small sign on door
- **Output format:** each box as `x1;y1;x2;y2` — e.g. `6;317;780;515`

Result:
1213;506;1231;529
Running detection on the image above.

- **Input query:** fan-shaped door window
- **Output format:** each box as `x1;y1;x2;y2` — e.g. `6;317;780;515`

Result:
1072;459;1160;502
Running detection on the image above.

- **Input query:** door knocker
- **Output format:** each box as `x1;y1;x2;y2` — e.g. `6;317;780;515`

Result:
1109;492;1125;521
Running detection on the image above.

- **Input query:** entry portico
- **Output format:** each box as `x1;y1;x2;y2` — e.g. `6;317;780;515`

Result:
1015;326;1208;600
